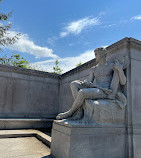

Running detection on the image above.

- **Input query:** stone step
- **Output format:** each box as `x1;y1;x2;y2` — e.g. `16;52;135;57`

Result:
0;118;54;129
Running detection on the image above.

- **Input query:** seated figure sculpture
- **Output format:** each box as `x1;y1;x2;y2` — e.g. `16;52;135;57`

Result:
56;47;127;123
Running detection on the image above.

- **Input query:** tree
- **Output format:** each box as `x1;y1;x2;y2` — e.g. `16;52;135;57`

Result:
0;0;29;68
76;62;82;67
0;53;29;68
53;59;63;74
0;1;20;51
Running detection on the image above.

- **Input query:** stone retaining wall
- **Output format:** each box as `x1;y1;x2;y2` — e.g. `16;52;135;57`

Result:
0;65;60;119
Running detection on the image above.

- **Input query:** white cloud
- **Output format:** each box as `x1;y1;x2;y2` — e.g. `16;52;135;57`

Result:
60;16;100;37
101;24;116;28
31;49;95;73
5;31;58;58
131;15;141;20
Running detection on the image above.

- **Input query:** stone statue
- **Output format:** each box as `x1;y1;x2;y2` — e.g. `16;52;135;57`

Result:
56;47;128;124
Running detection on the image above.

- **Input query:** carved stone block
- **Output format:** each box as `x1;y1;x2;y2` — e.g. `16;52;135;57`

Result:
83;99;125;124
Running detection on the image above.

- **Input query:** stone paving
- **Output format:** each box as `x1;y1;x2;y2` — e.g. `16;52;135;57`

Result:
0;136;51;158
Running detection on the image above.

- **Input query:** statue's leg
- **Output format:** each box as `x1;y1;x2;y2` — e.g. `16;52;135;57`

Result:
70;80;84;99
70;107;84;120
56;80;85;120
108;70;120;99
56;88;107;120
69;80;88;120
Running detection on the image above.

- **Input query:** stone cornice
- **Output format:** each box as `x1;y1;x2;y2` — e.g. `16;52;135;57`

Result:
0;64;61;79
61;58;96;78
129;37;141;50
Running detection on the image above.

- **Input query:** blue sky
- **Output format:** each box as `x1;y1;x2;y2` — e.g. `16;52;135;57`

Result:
1;0;141;72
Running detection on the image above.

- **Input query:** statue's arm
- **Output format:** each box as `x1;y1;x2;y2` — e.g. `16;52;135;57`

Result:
83;68;94;86
85;68;94;83
117;69;126;85
113;60;126;85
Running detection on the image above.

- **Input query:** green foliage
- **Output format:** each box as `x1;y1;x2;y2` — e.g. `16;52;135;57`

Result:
0;0;20;51
53;59;63;74
0;54;29;68
26;63;44;71
76;62;82;67
0;0;27;68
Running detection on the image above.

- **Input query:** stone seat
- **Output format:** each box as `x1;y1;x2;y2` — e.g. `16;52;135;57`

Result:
0;118;54;129
83;99;126;124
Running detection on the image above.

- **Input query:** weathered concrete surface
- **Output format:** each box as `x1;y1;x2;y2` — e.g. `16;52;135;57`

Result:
0;137;50;158
0;65;60;129
0;65;60;120
129;46;141;158
0;129;53;157
130;54;141;127
0;129;51;148
51;121;126;158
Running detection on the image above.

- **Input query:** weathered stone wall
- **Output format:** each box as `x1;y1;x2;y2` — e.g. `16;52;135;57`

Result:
129;44;141;158
130;46;141;127
0;65;60;119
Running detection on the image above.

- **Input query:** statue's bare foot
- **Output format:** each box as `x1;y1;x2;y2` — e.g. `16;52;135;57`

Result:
56;111;72;120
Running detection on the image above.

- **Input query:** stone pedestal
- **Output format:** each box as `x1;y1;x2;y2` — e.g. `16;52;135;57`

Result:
51;121;126;158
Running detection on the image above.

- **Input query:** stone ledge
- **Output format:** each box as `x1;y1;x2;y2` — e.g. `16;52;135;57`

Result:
53;120;126;136
0;118;54;129
53;120;126;128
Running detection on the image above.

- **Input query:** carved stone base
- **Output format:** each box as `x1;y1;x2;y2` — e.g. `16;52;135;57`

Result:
83;99;125;124
51;120;126;158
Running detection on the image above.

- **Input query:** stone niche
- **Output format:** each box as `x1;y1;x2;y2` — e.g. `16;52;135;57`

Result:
51;37;141;158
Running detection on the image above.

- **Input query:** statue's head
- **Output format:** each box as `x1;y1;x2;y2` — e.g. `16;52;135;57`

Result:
94;47;107;63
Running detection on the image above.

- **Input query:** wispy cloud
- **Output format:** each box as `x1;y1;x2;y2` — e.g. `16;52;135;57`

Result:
60;16;100;37
47;36;58;47
101;24;116;28
5;31;58;58
31;49;95;73
131;15;141;20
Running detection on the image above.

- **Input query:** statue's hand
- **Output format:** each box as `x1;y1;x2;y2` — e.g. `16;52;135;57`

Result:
83;80;91;87
113;59;123;71
82;80;96;88
89;83;96;88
